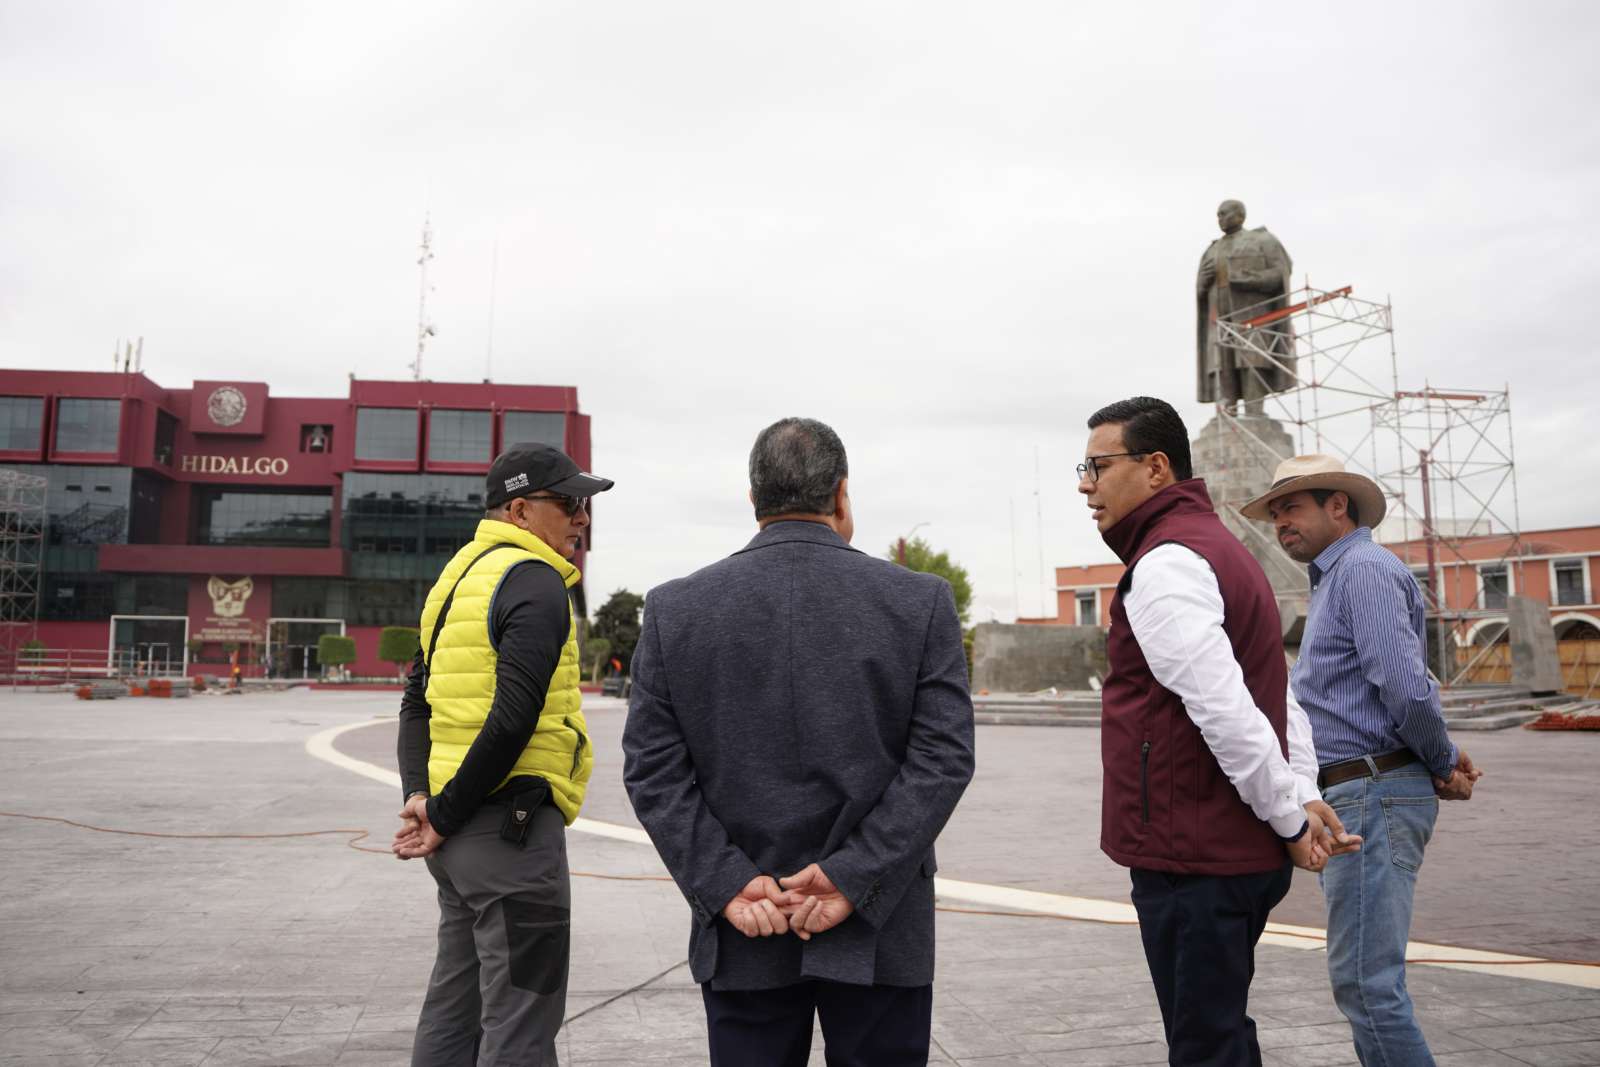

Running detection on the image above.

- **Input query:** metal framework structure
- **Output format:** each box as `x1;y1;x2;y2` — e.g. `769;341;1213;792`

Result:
1212;283;1524;684
0;467;47;676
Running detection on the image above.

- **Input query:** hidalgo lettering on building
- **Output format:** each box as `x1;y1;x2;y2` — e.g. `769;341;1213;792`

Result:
179;454;290;475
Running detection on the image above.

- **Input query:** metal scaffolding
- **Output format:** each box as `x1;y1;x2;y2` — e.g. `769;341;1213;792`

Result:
1212;283;1524;683
0;468;47;676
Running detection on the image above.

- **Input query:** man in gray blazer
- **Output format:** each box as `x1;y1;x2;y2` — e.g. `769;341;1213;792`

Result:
623;417;976;1067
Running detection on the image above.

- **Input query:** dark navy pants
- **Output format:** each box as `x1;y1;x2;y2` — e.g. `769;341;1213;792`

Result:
1130;862;1292;1067
702;979;932;1066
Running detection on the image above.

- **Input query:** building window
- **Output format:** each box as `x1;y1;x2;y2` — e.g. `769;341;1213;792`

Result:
154;411;177;466
194;488;332;547
503;411;566;450
354;407;418;462
428;410;492;464
342;472;483;567
55;398;121;453
1479;563;1509;611
0;396;44;451
1554;559;1588;607
301;424;333;453
1076;591;1097;626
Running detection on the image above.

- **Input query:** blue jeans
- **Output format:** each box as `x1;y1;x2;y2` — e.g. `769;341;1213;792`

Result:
1319;761;1439;1067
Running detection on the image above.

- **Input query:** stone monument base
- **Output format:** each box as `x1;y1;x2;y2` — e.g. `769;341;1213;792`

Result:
1191;411;1307;641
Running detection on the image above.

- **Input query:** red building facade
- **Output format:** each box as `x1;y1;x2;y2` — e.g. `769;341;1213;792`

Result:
0;370;594;678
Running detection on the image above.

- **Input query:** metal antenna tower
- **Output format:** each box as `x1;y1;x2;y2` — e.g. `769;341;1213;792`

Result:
411;213;436;380
0;468;47;678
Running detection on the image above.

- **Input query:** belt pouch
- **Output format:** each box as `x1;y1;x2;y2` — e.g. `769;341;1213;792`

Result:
499;778;550;846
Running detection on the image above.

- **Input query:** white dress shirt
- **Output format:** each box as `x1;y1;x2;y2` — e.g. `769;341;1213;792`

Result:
1123;543;1321;840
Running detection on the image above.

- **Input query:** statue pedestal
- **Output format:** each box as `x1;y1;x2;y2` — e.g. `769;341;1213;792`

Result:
1191;413;1307;641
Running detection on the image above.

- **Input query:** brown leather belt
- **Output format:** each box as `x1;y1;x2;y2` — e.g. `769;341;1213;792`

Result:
1317;749;1421;790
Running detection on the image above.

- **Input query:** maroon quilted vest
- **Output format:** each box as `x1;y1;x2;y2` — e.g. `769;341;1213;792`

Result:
1099;480;1289;875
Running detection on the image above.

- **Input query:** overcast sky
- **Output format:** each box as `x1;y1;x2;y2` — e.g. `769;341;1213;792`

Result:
4;2;1597;621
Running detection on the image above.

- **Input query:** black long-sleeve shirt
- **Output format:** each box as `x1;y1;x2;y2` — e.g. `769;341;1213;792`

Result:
397;560;571;837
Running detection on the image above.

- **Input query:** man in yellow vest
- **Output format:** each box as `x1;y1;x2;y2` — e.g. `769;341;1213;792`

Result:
393;442;612;1067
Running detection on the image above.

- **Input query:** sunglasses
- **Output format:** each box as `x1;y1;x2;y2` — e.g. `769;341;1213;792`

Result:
522;493;589;517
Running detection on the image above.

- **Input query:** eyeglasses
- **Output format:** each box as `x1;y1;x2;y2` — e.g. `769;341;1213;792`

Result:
523;494;589;517
1075;452;1149;483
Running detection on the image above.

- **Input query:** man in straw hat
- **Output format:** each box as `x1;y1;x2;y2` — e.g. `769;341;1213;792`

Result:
1080;397;1360;1067
1245;454;1482;1067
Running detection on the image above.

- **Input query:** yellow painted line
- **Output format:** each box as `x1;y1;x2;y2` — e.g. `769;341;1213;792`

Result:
307;718;1599;990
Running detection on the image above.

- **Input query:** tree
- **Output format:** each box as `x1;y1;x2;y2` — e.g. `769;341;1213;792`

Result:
583;637;612;682
378;626;421;679
317;634;357;680
888;537;974;624
590;589;645;674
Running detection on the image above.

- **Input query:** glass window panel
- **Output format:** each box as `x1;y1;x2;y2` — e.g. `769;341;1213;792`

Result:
0;396;44;451
0;464;133;546
502;411;566;450
1480;565;1508;611
428;410;491;464
342;473;482;560
354;407;418;461
195;489;332;547
55;398;121;453
1076;592;1096;627
1555;561;1587;606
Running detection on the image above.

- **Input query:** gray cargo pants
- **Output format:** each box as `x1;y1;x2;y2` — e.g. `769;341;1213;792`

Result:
412;797;570;1067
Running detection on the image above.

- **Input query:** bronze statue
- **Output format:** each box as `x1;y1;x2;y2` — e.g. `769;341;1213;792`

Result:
1196;200;1296;414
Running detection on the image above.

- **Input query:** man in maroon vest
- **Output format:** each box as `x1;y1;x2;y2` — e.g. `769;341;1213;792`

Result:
1080;397;1360;1066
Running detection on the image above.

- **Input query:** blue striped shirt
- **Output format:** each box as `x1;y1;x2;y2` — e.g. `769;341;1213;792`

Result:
1290;527;1458;777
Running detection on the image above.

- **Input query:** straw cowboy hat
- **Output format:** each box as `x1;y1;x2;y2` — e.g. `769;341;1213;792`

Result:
1240;454;1387;527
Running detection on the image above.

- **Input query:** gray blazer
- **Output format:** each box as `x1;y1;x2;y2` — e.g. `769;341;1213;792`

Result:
622;520;976;990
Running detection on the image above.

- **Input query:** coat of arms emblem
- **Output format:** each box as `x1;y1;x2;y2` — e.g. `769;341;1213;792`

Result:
207;576;254;617
207;386;248;427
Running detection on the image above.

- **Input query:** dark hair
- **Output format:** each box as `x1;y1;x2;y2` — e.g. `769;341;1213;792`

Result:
1086;397;1192;480
1309;488;1360;526
749;417;849;519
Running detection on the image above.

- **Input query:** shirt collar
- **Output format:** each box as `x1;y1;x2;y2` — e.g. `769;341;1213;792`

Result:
1308;526;1371;586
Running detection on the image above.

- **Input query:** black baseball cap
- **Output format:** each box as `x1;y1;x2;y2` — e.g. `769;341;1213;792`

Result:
485;443;615;509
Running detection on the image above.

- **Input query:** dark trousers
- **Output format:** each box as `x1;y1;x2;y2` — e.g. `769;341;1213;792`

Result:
1130;863;1292;1067
702;980;932;1067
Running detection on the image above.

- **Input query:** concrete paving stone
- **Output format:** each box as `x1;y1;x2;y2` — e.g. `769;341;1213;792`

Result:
275;1003;364;1036
0;1023;133;1058
97;1037;221;1066
953;1055;1050;1066
350;1011;417;1033
1502;1042;1600;1067
129;1018;285;1040
0;1055;101;1067
340;1027;414;1052
0;1008;85;1027
1258;1044;1362;1067
153;999;293;1022
1432;1053;1537;1067
1014;1021;1169;1053
1255;1021;1362;1049
199;1033;349;1065
1455;1021;1600;1049
1033;1041;1172;1066
1480;999;1600;1025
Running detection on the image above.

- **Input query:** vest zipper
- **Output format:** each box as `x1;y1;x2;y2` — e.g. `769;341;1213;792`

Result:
565;715;587;777
1139;741;1151;825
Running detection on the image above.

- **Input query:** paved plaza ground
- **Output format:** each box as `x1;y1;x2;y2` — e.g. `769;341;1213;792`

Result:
2;687;1598;1066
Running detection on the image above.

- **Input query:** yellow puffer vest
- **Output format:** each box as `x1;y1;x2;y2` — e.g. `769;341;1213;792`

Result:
420;519;591;825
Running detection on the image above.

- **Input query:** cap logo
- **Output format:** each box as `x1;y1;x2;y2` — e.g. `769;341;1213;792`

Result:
504;472;530;493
